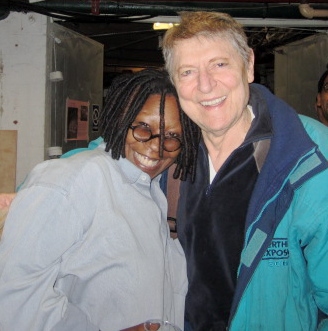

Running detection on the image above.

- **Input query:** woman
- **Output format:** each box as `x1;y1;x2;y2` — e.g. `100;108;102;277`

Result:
0;68;200;331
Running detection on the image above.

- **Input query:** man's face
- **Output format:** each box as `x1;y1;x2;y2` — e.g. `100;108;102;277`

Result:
171;35;254;139
316;77;328;126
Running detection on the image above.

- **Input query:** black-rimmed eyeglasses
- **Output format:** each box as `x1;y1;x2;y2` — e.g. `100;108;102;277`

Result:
129;124;182;152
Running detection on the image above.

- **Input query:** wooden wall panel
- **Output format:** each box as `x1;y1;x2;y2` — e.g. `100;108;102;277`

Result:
0;130;17;193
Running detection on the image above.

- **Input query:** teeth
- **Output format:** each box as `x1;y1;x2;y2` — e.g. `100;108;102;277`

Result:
201;96;226;106
135;152;159;168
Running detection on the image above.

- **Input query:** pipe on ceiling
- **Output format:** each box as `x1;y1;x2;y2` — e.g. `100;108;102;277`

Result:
2;1;328;22
5;1;308;20
299;3;328;18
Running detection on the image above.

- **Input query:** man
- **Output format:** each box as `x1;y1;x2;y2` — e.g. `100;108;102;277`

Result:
316;69;328;126
162;11;328;331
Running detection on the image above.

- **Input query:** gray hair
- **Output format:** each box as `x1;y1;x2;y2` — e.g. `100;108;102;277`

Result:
162;11;253;79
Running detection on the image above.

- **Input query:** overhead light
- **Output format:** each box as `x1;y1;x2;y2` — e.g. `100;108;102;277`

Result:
153;22;179;30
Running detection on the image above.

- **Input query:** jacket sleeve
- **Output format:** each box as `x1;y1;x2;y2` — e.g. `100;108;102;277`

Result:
0;184;98;331
303;205;328;318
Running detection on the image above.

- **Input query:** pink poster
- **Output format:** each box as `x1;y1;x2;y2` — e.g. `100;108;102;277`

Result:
66;98;89;141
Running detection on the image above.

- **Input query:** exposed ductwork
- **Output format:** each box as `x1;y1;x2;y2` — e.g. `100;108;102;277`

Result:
1;0;327;77
1;1;328;23
1;1;328;21
299;3;328;18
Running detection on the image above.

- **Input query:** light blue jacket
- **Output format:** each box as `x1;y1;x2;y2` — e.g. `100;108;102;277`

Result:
0;145;187;331
229;85;328;330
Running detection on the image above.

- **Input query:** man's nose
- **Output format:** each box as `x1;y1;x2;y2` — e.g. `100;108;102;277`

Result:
197;70;216;94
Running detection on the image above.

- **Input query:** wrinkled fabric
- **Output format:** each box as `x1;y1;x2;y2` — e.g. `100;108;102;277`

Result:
0;144;187;331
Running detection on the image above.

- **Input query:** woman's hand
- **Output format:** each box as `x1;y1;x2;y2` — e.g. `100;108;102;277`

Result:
167;217;178;239
120;323;146;331
121;321;161;331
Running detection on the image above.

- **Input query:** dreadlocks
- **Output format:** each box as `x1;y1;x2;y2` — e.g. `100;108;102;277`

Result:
100;68;200;181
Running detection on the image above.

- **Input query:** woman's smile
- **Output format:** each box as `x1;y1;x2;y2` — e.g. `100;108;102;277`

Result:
125;94;182;179
134;151;160;169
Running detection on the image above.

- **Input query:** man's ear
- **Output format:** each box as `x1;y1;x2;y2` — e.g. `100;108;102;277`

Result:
247;49;255;83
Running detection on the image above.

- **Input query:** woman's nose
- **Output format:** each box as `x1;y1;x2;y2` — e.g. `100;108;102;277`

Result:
146;136;161;153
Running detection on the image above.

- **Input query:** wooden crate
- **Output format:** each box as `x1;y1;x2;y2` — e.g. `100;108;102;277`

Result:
0;130;17;193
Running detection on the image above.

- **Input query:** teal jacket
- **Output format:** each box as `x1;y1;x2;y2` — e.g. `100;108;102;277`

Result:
229;85;328;330
61;137;104;159
177;84;328;331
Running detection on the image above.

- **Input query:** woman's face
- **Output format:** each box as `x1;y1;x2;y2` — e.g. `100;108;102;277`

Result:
125;94;182;179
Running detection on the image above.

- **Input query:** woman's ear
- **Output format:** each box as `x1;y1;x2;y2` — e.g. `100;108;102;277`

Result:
316;93;322;108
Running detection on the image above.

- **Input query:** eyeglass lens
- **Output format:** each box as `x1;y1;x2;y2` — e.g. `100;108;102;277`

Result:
131;125;181;152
